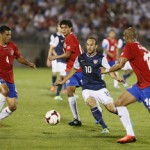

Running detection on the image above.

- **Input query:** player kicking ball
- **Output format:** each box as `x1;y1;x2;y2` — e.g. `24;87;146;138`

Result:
55;37;136;143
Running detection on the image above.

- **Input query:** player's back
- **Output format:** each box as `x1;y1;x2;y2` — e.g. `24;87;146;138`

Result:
64;33;82;72
122;42;150;88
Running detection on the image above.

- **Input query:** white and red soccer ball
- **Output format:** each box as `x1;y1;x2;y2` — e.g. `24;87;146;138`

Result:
45;110;60;125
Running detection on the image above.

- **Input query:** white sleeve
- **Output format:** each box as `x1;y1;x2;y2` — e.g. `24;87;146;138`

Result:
101;57;111;69
102;39;109;50
49;35;59;47
117;39;123;49
73;56;80;69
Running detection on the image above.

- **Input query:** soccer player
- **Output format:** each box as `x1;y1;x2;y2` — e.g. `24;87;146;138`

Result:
49;19;83;126
0;25;36;120
117;38;133;87
55;37;135;142
46;24;66;100
103;27;150;143
102;30;120;88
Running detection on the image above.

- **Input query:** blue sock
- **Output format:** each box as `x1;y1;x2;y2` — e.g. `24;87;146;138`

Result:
56;84;62;96
91;107;107;129
52;76;57;86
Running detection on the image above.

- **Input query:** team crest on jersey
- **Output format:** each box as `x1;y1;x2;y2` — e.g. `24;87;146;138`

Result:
10;49;14;55
67;46;70;49
93;60;98;64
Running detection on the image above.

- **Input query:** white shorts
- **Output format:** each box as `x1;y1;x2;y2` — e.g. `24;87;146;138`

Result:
122;61;132;70
51;60;66;76
82;88;113;105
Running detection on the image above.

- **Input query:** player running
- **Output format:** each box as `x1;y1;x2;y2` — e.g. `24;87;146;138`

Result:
103;27;150;143
0;25;36;121
55;37;135;142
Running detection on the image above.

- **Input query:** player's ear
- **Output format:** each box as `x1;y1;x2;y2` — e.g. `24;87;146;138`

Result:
96;44;98;49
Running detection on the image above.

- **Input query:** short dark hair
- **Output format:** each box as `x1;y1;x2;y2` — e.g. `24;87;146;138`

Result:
60;20;73;28
0;25;11;33
87;37;98;45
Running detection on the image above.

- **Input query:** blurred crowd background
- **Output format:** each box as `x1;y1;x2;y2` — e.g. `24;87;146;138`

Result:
0;0;150;66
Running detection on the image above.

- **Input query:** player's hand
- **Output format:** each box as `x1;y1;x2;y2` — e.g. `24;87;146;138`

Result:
54;80;64;86
101;67;108;74
46;59;51;67
28;62;36;69
115;77;125;83
49;56;56;61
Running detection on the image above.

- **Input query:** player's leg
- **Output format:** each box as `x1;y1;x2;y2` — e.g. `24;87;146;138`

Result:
86;96;109;132
54;62;66;100
67;85;81;126
67;72;82;126
0;97;17;120
0;83;9;110
115;89;137;143
0;83;18;120
51;60;57;92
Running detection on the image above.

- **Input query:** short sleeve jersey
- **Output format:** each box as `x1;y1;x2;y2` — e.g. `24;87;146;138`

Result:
49;32;65;63
74;53;110;90
102;38;118;62
0;42;21;83
63;33;82;72
121;42;150;88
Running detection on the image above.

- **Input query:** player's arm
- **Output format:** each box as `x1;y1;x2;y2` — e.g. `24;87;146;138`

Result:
55;56;80;85
46;35;58;67
49;51;72;61
17;56;36;69
46;45;56;67
55;67;77;85
104;57;127;73
101;57;124;82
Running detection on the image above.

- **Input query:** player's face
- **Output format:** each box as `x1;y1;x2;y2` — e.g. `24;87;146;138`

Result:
109;31;116;39
60;25;71;36
86;39;97;55
123;30;128;42
1;30;11;44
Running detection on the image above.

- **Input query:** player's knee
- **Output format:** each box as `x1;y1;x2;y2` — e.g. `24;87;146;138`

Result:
105;104;116;113
86;97;96;108
1;86;9;97
115;99;123;107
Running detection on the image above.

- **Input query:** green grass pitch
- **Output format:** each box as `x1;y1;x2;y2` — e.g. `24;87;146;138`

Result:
0;68;149;150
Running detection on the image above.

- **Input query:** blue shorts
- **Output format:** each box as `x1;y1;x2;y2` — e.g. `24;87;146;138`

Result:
66;72;82;87
108;61;116;67
0;78;18;98
127;84;150;110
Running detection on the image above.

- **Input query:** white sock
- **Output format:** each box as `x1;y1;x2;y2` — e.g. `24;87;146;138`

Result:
0;106;12;120
0;93;6;110
117;106;135;136
68;96;80;121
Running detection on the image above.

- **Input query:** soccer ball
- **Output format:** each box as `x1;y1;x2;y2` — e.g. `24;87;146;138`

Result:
45;110;60;125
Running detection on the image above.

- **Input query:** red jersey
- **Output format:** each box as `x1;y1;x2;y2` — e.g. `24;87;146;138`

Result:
121;42;150;89
63;33;82;72
106;38;118;62
0;42;21;83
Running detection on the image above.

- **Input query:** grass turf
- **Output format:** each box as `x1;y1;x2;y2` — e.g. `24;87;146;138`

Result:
0;68;149;150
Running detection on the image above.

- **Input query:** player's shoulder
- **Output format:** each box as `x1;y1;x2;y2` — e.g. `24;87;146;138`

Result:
78;53;86;59
8;41;17;48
